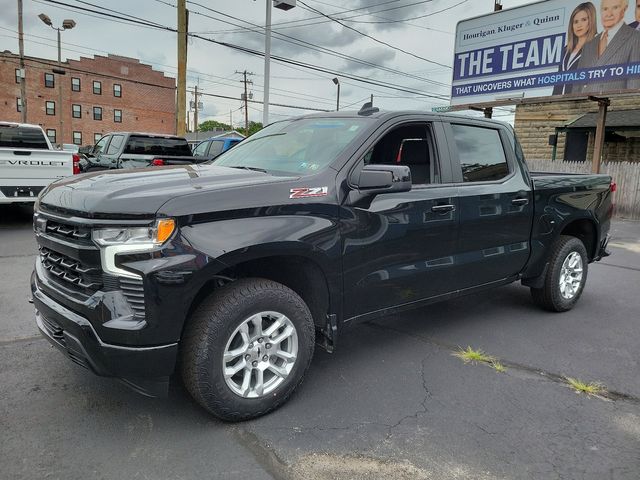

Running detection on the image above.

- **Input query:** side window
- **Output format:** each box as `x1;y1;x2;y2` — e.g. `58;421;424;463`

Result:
451;124;509;182
93;135;110;154
364;123;438;185
106;134;124;155
193;141;210;157
208;141;225;158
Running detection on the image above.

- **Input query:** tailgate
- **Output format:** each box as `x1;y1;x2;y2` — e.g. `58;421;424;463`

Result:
0;148;73;180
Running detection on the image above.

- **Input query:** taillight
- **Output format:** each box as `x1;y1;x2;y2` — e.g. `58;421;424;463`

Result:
72;154;80;175
151;158;165;166
610;181;617;193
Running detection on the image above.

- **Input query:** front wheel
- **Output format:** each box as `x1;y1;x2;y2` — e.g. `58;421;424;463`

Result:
531;235;589;312
180;278;315;421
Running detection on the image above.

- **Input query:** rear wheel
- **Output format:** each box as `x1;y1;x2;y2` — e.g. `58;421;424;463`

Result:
180;278;315;421
531;235;589;312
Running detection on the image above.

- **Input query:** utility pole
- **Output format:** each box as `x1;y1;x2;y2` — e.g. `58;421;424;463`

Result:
236;70;253;135
482;1;502;119
176;0;188;136
17;0;27;123
193;84;199;134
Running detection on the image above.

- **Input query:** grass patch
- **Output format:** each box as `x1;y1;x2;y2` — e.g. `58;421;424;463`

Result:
452;346;496;365
566;377;605;396
491;361;507;373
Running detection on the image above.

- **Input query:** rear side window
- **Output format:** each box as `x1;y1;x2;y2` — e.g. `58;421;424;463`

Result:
0;125;49;149
124;136;192;156
451;124;509;182
208;140;225;158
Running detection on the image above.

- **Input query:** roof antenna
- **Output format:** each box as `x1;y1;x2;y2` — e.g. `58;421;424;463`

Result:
358;99;379;116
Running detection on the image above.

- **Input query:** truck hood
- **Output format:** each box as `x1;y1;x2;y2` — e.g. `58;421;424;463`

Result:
39;165;294;217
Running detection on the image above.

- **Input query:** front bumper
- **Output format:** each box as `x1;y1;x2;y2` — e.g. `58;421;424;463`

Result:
32;272;178;397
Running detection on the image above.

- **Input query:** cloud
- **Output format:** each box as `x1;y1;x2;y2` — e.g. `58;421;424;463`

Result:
339;47;396;72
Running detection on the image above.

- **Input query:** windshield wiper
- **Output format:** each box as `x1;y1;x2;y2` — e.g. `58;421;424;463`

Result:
228;165;268;174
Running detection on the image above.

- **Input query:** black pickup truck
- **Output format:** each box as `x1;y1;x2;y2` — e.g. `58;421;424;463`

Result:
31;107;613;421
80;132;210;171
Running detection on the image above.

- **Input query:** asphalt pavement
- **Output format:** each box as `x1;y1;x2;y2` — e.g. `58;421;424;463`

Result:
1;204;639;480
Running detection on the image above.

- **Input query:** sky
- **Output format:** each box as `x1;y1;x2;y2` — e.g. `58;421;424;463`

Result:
0;0;535;127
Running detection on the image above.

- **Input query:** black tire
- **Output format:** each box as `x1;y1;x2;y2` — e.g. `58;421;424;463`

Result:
180;278;315;421
531;235;589;312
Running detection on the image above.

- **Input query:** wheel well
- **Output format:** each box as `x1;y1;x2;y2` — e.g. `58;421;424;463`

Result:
561;219;597;260
188;256;331;331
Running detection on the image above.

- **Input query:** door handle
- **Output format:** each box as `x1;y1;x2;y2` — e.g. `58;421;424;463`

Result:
511;198;529;206
431;204;455;213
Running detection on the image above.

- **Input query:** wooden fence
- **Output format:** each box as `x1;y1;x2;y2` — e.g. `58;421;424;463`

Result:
527;159;640;220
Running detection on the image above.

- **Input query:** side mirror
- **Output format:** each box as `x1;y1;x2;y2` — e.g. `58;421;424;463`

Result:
356;164;411;195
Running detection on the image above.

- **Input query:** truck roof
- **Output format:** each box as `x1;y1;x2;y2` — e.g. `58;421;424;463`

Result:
286;109;509;128
101;132;187;139
0;121;46;129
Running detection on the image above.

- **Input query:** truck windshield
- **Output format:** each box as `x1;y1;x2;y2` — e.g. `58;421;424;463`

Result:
0;125;49;149
212;118;371;175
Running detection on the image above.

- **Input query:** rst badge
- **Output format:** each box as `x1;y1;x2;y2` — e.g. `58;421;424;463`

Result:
289;187;328;199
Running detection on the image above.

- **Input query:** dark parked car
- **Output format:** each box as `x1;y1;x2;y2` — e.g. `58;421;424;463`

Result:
31;107;613;421
81;132;211;171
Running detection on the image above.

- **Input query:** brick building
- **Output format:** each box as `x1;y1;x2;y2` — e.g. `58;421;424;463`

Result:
514;95;640;163
1;52;176;146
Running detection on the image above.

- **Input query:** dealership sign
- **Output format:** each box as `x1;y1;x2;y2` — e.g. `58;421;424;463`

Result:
451;0;640;106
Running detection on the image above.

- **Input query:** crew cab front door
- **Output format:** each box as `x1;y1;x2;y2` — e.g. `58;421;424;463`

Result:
341;119;460;321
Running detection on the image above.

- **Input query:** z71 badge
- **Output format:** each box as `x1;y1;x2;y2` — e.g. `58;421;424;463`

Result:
289;187;328;199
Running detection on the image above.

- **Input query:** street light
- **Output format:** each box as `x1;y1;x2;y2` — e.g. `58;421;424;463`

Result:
263;0;296;127
38;13;76;146
332;77;340;111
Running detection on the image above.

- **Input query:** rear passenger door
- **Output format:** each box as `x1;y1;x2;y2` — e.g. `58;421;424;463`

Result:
444;121;532;288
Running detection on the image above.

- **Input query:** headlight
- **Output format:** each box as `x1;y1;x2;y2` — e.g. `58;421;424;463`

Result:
93;218;175;247
92;218;175;278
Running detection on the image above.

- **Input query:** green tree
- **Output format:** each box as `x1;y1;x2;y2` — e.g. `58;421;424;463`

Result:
198;120;231;132
247;121;263;136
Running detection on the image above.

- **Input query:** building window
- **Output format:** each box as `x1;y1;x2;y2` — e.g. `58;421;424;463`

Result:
72;104;82;119
46;101;56;115
93;106;102;121
73;131;82;145
46;129;56;144
71;77;81;92
94;133;102;144
15;69;21;84
16;98;22;112
44;73;55;88
114;109;122;123
113;84;121;97
93;81;102;95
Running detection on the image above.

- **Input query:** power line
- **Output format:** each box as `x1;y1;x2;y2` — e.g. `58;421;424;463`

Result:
297;0;451;69
186;1;450;89
190;90;330;113
37;0;451;100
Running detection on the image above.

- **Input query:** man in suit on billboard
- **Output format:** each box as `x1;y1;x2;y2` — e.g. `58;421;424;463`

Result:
578;0;640;93
629;0;640;29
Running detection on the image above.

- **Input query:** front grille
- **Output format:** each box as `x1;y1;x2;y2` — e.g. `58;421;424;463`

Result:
120;277;146;318
40;246;103;293
44;220;93;245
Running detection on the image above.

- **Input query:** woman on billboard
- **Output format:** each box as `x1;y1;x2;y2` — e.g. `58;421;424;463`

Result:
552;2;598;95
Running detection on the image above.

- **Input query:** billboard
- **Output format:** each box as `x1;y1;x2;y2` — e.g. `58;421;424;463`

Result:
451;0;640;106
